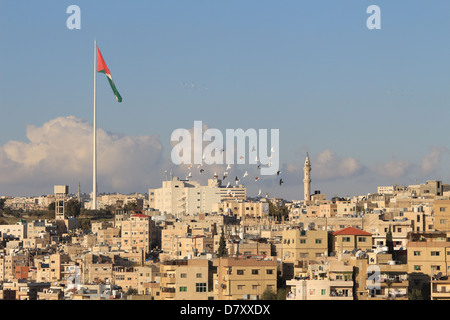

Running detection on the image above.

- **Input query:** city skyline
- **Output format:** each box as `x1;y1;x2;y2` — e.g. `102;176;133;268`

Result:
1;1;450;198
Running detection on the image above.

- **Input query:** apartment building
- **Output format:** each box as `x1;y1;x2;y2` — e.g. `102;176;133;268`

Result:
0;221;27;240
0;253;28;282
215;257;277;300
286;260;354;300
160;259;213;300
433;200;450;231
331;227;373;254
121;213;158;254
407;231;450;292
431;275;450;300
149;178;222;215
281;229;328;263
212;200;268;219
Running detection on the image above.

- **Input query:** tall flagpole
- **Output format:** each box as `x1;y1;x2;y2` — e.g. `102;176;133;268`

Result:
93;39;97;210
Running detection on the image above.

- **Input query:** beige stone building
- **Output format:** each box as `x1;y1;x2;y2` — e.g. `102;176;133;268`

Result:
407;231;450;292
121;213;158;254
215;257;277;300
433;200;450;231
331;227;372;254
159;259;213;300
281;229;328;263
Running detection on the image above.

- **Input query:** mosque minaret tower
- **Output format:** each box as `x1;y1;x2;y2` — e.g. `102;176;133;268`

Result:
303;153;311;202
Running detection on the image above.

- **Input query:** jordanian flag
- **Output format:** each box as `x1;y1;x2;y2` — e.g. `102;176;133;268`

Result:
96;46;122;102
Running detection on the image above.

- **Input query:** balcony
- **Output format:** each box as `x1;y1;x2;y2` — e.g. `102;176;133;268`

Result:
329;280;353;288
161;287;176;293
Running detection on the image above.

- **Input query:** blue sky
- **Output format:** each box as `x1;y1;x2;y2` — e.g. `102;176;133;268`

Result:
1;1;450;198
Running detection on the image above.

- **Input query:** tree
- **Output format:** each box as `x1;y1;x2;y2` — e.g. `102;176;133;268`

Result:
77;218;91;231
65;199;81;217
48;202;55;211
386;225;394;257
126;288;138;296
261;287;277;300
277;288;288;300
124;202;138;211
0;198;5;210
409;289;423;300
216;228;228;258
268;201;289;221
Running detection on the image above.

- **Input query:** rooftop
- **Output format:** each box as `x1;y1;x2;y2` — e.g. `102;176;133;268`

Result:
332;227;372;236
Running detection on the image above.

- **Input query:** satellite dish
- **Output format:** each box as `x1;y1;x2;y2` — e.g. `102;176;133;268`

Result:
436;272;443;280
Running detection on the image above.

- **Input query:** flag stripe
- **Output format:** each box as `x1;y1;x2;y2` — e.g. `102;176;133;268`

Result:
96;46;122;103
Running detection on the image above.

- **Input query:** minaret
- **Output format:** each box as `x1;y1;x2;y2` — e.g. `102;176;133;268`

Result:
303;153;311;202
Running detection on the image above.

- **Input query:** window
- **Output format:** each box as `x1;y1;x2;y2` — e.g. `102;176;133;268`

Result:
315;239;322;244
440;207;446;212
300;239;306;244
431;251;441;256
414;265;421;271
266;269;274;275
252;269;259;275
196;283;207;292
358;237;366;242
432;265;441;271
343;237;351;242
180;273;187;278
237;270;244;275
179;286;187;292
237;285;244;290
321;289;326;295
196;273;202;278
414;251;421;256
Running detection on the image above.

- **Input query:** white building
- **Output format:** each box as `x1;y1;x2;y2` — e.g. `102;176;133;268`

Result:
149;177;246;216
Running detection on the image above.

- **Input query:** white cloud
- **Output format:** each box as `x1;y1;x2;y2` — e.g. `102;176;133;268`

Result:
0;116;164;195
373;159;410;179
422;146;447;175
313;149;364;180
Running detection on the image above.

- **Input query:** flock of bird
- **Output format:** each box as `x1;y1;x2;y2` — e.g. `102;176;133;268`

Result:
182;146;284;199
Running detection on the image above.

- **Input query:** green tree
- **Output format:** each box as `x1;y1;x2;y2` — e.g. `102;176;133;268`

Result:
65;199;81;217
124;202;138;211
216;228;228;258
0;198;5;210
268;201;289;221
48;202;56;211
386;225;394;257
3;207;13;216
77;218;91;231
261;287;277;300
409;289;423;300
277;288;287;300
126;288;138;296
